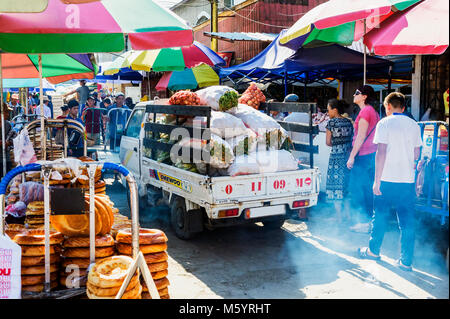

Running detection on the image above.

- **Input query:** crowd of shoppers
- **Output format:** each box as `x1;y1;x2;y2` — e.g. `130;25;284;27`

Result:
324;85;421;271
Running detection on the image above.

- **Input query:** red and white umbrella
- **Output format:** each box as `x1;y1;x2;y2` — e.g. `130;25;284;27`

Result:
364;0;449;55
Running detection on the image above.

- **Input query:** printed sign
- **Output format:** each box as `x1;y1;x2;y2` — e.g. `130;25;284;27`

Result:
154;171;193;193
0;236;21;299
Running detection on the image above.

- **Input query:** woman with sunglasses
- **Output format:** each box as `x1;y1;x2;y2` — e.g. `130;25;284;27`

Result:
346;85;380;233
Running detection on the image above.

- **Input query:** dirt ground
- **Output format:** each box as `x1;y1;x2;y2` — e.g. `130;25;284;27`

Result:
105;174;449;299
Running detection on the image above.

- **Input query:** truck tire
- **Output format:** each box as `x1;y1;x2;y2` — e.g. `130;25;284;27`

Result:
263;218;286;229
170;196;197;240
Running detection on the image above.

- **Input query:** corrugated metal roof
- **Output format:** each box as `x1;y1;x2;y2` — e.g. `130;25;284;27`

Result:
203;31;278;42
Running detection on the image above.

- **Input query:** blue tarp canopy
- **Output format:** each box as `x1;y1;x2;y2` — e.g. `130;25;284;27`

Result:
219;30;393;85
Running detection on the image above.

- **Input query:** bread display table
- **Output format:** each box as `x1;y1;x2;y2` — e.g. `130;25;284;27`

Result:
0;160;161;299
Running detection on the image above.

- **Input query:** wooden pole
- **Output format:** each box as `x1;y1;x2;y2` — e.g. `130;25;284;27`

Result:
363;19;367;85
39;54;46;161
210;0;218;52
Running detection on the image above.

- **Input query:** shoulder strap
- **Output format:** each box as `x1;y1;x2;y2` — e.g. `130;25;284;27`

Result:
356;124;377;157
364;125;376;144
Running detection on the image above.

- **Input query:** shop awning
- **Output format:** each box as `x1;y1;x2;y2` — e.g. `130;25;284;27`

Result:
219;31;393;85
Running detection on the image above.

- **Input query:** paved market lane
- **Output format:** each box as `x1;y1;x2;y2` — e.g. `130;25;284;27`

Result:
104;173;449;299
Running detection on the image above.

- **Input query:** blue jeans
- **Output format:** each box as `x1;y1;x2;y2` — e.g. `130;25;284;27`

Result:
349;153;375;223
369;181;416;266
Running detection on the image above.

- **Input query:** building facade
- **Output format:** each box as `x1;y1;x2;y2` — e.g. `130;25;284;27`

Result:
172;0;327;64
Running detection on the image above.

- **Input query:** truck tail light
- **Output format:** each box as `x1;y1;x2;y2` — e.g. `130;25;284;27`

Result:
218;208;239;218
293;200;309;208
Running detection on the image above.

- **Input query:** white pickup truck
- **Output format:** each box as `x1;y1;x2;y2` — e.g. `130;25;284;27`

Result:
119;101;321;239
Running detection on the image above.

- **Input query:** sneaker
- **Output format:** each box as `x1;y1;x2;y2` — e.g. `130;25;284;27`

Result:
349;222;371;233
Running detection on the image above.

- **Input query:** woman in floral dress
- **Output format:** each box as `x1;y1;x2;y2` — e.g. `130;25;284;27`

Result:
325;99;354;221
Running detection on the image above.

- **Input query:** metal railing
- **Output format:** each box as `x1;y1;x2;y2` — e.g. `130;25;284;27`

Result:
26;119;87;159
104;107;132;153
11;114;39;132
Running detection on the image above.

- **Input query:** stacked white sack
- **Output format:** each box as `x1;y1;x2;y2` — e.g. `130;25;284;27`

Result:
233;104;289;150
228;150;299;176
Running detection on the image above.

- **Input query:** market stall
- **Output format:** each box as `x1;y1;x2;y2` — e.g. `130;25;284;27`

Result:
218;30;393;91
1;158;167;299
25;119;88;160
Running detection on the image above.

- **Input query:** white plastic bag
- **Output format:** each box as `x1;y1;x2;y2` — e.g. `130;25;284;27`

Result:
195;86;239;112
0;234;22;299
226;129;258;156
194;111;248;138
12;128;37;166
234;104;289;149
228;150;298;176
234;104;281;129
175;134;234;169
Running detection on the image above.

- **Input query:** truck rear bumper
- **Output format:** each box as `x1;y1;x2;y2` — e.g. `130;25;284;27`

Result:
204;193;318;220
205;211;292;229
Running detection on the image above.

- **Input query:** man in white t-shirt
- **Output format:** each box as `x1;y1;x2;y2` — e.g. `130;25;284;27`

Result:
357;92;422;271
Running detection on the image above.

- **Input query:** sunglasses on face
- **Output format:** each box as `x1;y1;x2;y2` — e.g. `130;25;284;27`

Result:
354;90;362;96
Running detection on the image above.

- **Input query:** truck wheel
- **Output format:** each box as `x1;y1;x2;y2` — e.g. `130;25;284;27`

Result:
170;197;197;240
263;218;286;229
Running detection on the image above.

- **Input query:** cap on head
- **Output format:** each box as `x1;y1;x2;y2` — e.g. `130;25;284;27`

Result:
67;99;79;109
115;92;124;98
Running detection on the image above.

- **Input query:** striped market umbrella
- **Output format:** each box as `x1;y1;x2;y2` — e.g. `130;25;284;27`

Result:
364;0;449;55
279;0;422;49
0;0;193;53
156;63;220;91
278;0;423;85
103;41;226;75
1;53;98;84
0;0;193;176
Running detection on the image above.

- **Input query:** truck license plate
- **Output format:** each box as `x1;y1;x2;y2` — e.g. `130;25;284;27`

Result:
248;205;285;218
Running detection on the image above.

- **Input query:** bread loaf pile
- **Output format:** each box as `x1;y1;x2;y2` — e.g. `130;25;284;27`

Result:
25;171;41;183
6;183;20;206
87;255;142;299
110;211;132;238
25;201;45;229
59;234;115;288
50;195;114;237
13;230;63;293
5;223;27;240
116;228;170;299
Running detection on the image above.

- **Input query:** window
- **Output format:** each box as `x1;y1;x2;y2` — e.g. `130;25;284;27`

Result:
125;109;145;138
